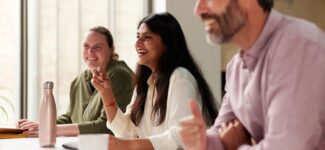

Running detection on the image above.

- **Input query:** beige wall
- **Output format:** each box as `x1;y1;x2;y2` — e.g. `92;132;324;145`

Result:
152;0;223;101
275;0;325;30
167;0;223;102
221;0;325;71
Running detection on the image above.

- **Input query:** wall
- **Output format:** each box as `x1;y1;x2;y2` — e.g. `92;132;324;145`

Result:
152;0;223;103
221;0;325;71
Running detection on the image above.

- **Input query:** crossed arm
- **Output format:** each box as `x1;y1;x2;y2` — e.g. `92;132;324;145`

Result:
178;100;251;150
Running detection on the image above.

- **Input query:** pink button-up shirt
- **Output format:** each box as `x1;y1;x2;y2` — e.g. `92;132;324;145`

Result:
207;10;325;150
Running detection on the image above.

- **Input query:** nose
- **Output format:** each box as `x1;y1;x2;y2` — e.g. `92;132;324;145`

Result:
194;0;208;16
87;47;96;55
135;37;144;50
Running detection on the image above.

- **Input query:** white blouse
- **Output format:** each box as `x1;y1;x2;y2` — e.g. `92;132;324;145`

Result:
107;67;202;150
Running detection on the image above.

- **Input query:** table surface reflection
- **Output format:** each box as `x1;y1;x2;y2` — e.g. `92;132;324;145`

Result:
0;136;78;150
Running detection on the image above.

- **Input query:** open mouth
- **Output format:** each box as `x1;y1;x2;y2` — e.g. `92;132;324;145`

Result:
137;49;149;56
204;19;218;33
87;57;98;63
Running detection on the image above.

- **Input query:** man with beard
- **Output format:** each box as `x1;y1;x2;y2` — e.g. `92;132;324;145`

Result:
178;0;325;150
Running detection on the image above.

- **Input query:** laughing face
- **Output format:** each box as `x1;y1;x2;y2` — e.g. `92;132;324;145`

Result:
135;23;166;71
195;0;247;44
82;31;112;70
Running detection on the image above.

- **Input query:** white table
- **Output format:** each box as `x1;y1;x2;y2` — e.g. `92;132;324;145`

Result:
0;134;109;150
0;136;78;150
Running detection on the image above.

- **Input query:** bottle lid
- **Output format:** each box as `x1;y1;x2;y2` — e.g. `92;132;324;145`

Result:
43;81;54;89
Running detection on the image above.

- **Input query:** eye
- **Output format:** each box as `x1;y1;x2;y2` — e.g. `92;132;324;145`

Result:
83;44;89;49
136;34;153;42
145;35;152;39
91;45;101;50
144;35;152;41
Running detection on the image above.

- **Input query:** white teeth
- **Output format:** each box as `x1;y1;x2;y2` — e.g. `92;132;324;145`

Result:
137;50;148;53
203;19;216;26
137;49;149;56
206;19;215;24
203;19;218;33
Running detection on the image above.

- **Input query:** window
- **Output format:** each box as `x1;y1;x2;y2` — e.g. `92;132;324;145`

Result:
27;0;147;120
0;0;20;124
0;0;147;123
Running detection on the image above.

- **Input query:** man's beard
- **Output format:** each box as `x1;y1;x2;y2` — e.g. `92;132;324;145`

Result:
202;0;247;44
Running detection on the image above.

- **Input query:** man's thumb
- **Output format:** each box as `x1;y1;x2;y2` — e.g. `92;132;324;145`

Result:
189;100;205;124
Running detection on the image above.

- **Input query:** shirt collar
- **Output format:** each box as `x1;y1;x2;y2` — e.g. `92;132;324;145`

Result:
240;10;283;71
147;74;154;86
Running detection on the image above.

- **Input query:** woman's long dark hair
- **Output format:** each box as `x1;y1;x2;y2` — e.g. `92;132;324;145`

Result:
130;12;219;126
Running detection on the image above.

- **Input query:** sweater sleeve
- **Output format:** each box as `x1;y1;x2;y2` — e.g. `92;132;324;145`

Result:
57;77;78;124
78;107;113;134
56;114;72;124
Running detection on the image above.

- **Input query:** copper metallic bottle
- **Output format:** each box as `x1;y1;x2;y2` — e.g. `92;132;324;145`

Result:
39;81;57;147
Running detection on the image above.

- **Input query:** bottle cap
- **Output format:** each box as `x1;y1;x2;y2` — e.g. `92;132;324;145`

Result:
43;81;54;89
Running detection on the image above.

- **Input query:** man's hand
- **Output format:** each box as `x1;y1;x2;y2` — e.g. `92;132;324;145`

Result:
178;100;207;150
218;119;251;150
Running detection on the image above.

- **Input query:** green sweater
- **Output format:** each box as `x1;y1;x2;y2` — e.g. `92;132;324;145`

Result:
57;60;134;134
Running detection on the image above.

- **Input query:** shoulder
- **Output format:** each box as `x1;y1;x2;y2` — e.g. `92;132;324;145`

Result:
71;70;90;87
274;15;325;48
225;53;240;71
108;60;133;73
108;60;134;79
170;67;196;85
68;70;91;97
266;15;325;61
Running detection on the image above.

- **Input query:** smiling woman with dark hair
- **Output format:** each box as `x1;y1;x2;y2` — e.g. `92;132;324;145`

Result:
92;12;219;150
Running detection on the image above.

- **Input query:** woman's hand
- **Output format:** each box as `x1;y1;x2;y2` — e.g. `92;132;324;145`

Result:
91;67;118;122
91;67;115;102
17;119;39;137
91;67;111;93
108;135;130;150
108;135;154;150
